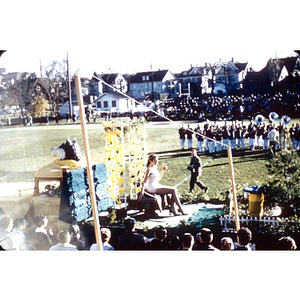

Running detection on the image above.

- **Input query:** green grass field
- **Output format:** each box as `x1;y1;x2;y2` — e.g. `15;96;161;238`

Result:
0;116;298;201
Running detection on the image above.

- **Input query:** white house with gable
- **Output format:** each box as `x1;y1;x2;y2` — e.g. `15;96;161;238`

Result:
94;91;135;113
214;60;248;94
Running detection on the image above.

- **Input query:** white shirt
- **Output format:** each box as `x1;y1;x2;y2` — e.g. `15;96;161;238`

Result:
90;242;114;251
49;243;78;251
0;228;17;250
267;129;278;141
12;228;29;250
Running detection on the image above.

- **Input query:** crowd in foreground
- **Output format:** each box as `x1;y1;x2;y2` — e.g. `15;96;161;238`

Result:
0;211;297;251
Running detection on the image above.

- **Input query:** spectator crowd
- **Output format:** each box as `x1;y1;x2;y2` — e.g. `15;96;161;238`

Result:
146;92;300;121
0;210;297;251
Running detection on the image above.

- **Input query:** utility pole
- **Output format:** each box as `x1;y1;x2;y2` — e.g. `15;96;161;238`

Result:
150;62;154;101
67;51;72;116
40;60;43;78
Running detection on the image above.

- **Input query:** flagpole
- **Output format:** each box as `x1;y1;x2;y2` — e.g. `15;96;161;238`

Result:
75;73;102;251
227;147;240;236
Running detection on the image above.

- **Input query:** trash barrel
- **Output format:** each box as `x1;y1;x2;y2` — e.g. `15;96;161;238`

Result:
243;186;265;217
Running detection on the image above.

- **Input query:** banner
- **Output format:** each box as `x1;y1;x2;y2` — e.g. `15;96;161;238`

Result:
59;163;109;223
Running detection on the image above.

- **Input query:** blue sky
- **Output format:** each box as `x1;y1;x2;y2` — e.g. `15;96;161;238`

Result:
1;0;299;77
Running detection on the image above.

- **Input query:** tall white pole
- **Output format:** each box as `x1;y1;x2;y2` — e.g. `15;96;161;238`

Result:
227;147;240;238
75;73;102;251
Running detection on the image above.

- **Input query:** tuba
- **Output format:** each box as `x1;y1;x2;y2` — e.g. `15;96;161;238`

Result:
281;115;290;125
269;112;279;122
255;114;265;124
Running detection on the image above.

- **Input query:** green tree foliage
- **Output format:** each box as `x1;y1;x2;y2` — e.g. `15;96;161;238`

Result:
29;96;50;117
264;149;300;214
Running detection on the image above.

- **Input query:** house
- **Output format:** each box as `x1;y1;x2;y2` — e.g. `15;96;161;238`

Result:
278;56;300;92
128;70;178;100
89;72;128;98
214;60;248;95
59;100;90;118
70;77;96;104
243;56;300;95
94;91;135;113
101;73;128;94
176;65;212;98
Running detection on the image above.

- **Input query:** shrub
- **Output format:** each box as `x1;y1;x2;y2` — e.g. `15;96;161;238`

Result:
264;149;300;216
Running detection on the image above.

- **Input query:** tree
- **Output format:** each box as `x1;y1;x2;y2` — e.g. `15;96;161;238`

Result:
29;96;50;117
264;149;300;215
205;59;227;95
5;73;36;111
41;60;79;115
41;60;68;115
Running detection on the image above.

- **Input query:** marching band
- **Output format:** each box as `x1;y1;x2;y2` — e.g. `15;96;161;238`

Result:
179;113;298;153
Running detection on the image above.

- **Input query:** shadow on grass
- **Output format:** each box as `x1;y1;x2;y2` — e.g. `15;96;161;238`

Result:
204;149;268;168
152;148;269;163
153;149;193;160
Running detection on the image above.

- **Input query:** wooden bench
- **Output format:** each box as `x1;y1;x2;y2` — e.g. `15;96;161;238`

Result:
130;192;170;218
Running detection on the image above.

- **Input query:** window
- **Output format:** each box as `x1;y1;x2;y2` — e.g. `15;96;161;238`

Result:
112;100;116;107
104;101;108;108
97;102;101;108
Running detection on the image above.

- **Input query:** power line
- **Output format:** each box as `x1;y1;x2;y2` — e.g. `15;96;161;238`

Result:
92;74;229;149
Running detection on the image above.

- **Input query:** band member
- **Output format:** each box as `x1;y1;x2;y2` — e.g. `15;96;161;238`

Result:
178;125;186;150
186;125;194;149
195;125;205;152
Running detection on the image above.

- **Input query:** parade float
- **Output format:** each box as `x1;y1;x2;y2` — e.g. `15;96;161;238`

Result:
5;116;149;238
0;96;150;248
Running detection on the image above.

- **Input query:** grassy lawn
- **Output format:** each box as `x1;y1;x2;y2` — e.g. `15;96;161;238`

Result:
2;116;295;202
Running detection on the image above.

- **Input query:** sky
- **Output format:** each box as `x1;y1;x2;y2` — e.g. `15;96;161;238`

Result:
1;0;299;78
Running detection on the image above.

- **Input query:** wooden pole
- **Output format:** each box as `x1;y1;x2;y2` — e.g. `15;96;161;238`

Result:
67;51;73;117
227;146;240;235
75;73;102;251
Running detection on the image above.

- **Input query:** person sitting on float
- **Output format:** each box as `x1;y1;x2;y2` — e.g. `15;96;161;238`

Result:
138;154;187;216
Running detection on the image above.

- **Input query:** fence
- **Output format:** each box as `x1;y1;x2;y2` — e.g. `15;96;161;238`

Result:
219;215;293;233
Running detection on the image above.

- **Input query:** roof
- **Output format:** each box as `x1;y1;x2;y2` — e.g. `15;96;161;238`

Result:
95;91;128;101
98;73;118;83
244;65;272;84
234;63;248;72
280;57;298;73
177;67;206;77
0;50;6;58
129;70;169;83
